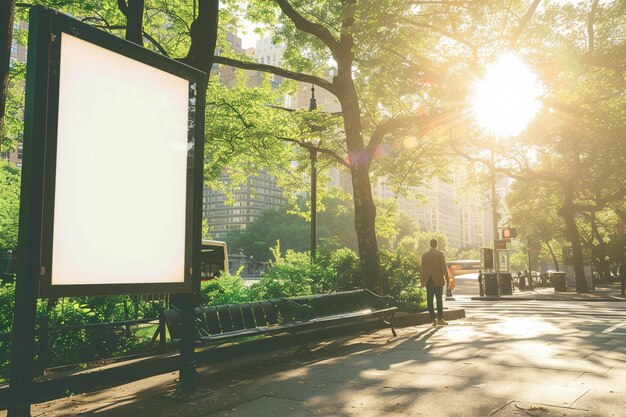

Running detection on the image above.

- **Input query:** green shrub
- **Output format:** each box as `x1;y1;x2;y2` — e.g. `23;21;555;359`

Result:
0;283;15;381
44;296;152;365
1;290;165;379
314;247;362;293
200;270;250;305
248;244;315;300
380;249;425;312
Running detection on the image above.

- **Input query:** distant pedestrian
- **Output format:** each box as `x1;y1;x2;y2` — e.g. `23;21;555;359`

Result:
619;260;626;296
421;238;451;326
478;269;484;297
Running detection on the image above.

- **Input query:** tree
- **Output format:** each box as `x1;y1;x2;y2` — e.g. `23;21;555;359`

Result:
507;179;568;271
212;0;534;292
453;0;626;292
0;0;17;155
0;161;20;249
225;208;310;261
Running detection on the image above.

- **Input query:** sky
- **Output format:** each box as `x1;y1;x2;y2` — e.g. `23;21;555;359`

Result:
235;0;592;50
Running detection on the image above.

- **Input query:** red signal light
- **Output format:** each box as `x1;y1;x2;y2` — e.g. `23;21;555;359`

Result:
502;227;517;239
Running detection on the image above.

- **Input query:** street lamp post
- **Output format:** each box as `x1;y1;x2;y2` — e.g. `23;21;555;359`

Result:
490;144;501;296
309;146;317;262
309;85;319;263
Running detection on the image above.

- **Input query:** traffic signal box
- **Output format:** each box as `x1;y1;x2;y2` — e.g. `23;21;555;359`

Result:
502;227;517;239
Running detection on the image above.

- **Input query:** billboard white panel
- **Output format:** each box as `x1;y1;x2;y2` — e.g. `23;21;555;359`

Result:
51;33;189;286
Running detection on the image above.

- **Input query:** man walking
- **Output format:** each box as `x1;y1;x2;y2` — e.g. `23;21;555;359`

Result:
421;238;451;326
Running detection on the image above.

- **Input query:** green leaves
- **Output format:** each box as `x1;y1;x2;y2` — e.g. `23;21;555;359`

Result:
0;162;21;250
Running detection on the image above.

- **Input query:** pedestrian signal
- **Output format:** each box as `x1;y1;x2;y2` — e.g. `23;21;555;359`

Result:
502;227;517;239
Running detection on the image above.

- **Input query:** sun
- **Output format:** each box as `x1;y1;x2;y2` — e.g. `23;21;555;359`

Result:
470;53;544;138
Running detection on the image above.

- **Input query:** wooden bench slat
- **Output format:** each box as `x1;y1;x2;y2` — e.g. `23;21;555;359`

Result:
241;304;256;329
251;302;267;327
217;305;233;333
261;301;279;325
164;289;398;350
229;304;246;331
203;306;221;335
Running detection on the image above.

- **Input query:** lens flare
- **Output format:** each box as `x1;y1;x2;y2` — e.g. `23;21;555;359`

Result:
471;53;544;138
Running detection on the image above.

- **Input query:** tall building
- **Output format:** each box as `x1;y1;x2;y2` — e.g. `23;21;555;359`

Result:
203;172;287;239
214;32;244;88
327;166;491;250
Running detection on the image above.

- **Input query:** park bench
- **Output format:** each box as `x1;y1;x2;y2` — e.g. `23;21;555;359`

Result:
163;289;397;353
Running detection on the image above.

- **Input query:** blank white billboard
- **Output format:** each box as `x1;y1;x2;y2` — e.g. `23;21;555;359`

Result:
50;33;190;286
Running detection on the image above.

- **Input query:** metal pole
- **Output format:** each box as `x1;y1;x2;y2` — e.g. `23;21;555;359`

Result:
527;238;532;288
490;145;501;296
310;148;317;263
309;85;318;263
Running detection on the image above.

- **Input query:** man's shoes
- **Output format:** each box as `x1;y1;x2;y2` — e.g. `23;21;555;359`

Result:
438;318;449;326
432;319;438;327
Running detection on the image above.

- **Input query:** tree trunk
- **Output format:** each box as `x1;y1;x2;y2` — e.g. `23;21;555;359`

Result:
589;214;610;283
351;163;383;294
0;0;16;154
559;205;590;293
125;0;144;46
336;72;384;294
545;240;559;271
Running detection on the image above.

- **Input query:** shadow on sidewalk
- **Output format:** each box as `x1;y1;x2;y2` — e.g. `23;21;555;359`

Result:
19;313;623;417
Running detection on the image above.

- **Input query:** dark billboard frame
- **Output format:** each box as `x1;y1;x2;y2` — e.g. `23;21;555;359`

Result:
21;6;206;298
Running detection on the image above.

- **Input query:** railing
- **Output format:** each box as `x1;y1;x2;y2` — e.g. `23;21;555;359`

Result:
0;311;169;378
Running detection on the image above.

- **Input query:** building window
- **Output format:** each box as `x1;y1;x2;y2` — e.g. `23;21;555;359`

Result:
11;40;18;54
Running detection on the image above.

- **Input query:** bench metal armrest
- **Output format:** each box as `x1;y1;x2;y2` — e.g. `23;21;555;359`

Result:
363;289;398;309
279;297;315;322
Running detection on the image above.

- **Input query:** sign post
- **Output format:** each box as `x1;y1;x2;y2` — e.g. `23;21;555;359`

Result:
9;7;206;415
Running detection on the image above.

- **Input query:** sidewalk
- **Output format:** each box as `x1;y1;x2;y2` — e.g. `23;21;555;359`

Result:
3;307;624;417
472;283;626;302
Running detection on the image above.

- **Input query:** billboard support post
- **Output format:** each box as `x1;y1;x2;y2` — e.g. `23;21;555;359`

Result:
9;9;52;415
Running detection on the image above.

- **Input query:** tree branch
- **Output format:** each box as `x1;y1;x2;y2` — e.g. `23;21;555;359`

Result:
614;207;626;224
87;21;170;56
278;136;351;169
450;144;568;186
401;18;476;51
366;109;462;155
117;0;129;16
273;0;341;58
142;31;170;56
587;0;601;55
409;1;471;5
213;55;337;94
509;0;542;48
380;46;440;81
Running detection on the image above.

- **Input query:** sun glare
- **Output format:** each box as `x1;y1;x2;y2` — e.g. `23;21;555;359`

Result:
471;53;544;138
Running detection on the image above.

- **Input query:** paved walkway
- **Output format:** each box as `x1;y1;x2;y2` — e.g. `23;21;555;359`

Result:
473;283;626;302
5;303;624;417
